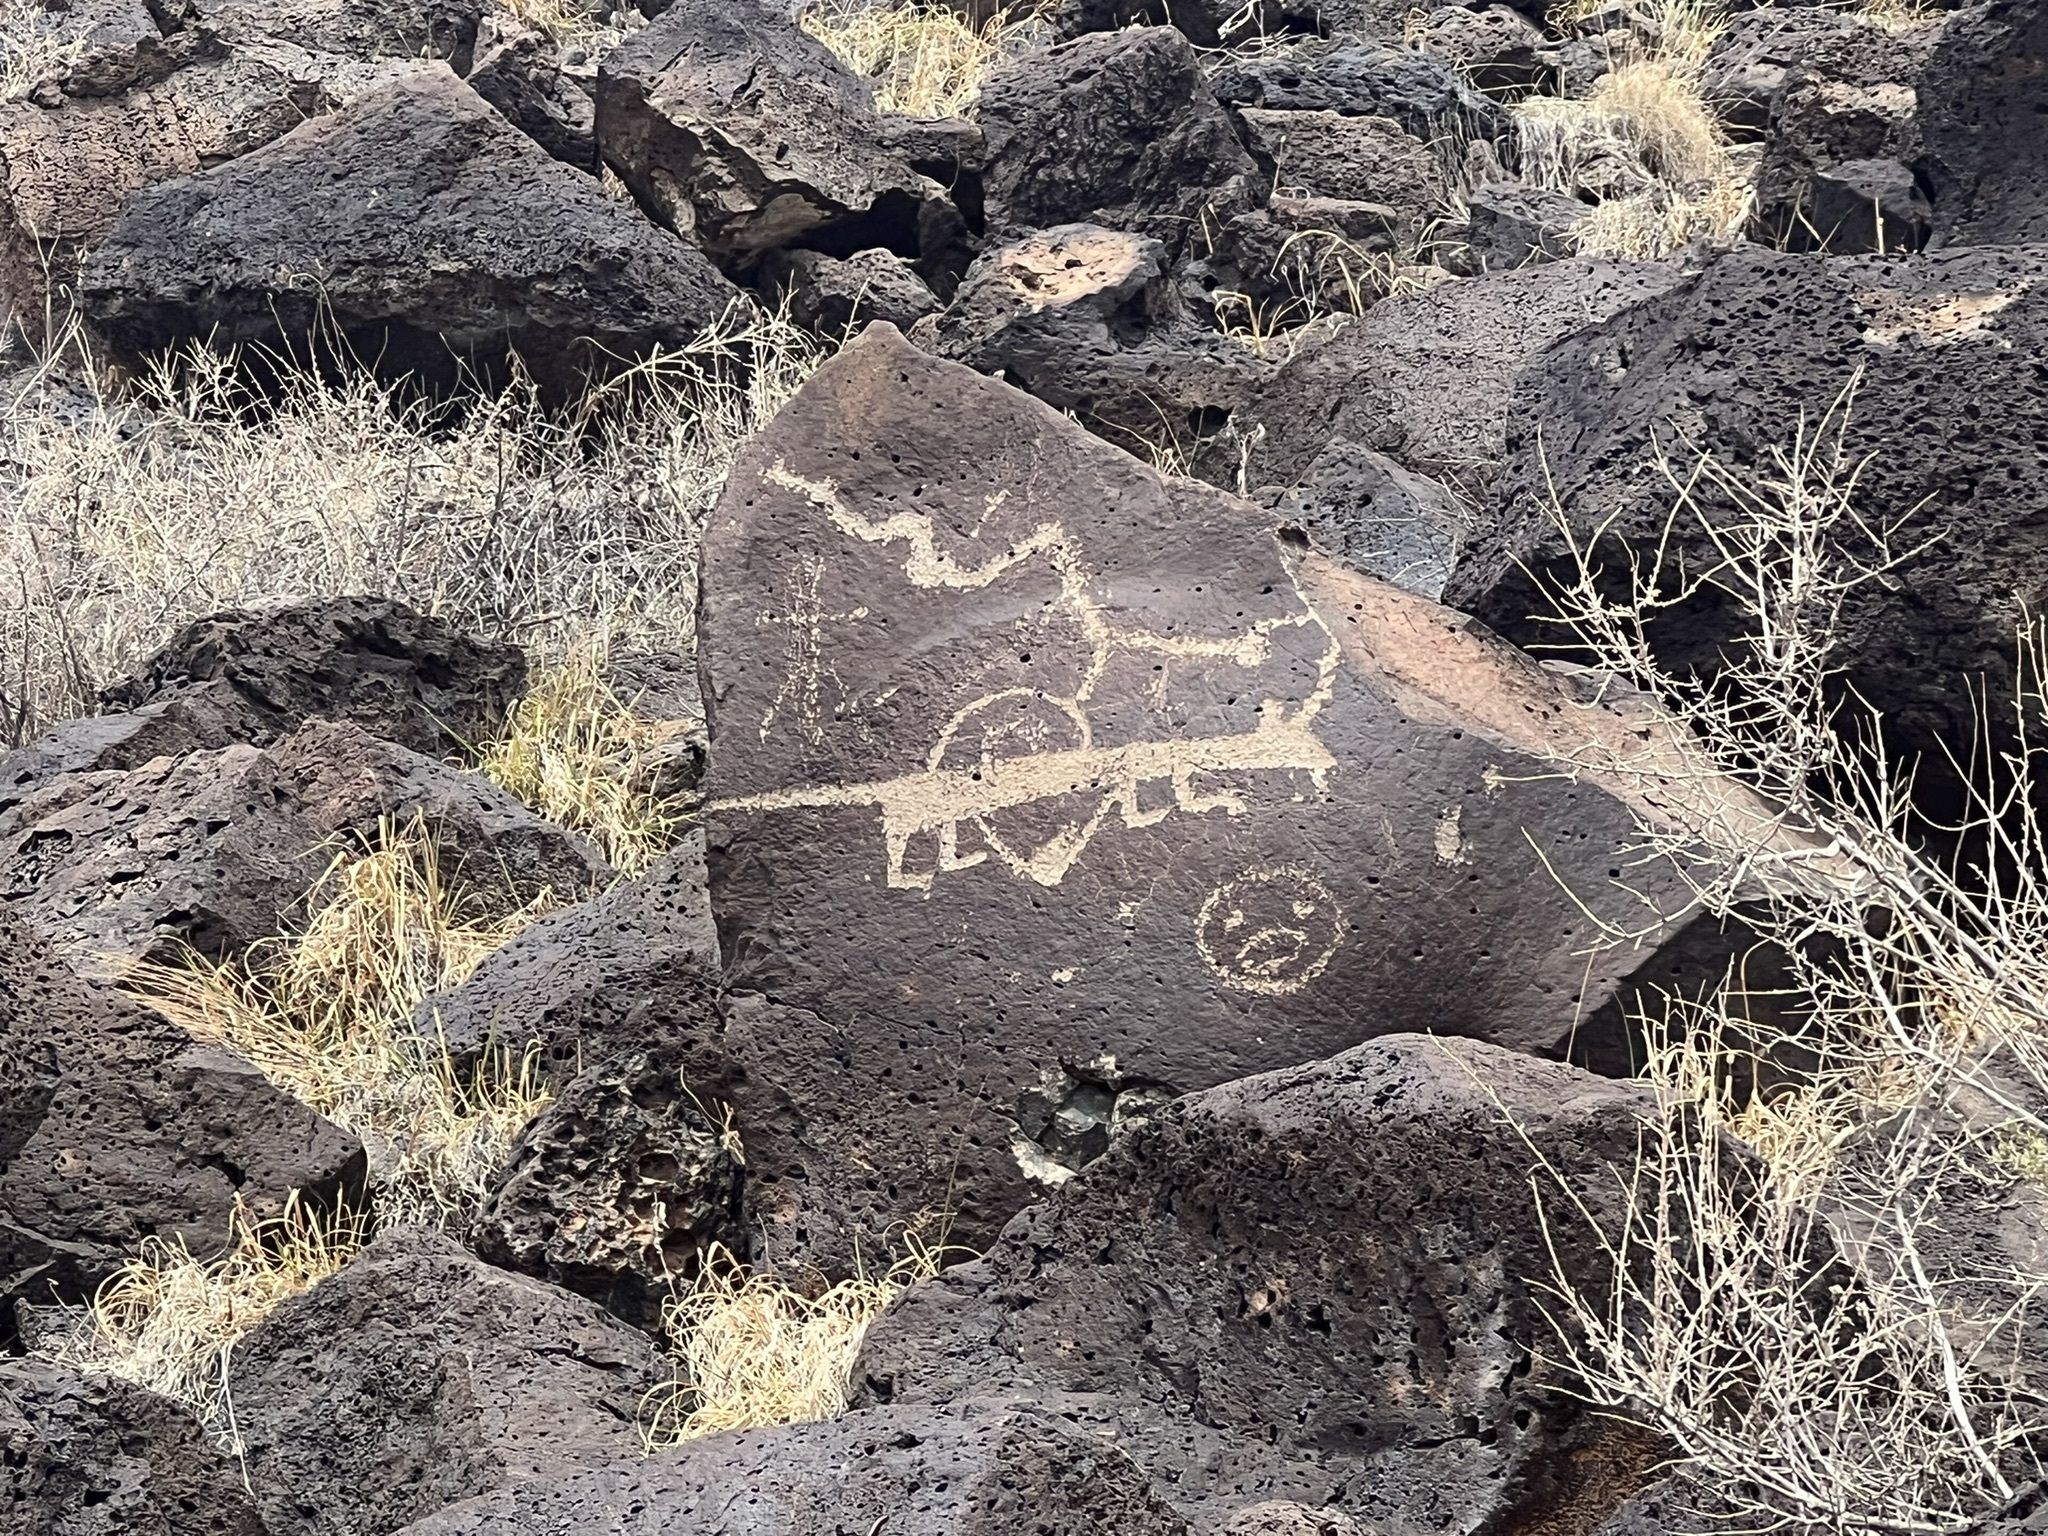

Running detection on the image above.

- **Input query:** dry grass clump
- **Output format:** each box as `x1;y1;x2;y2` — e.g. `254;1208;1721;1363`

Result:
1513;0;1751;258
0;303;827;748
0;0;84;101
57;1195;365;1448
641;1237;944;1446
127;817;554;1229
1517;404;2048;1530
475;646;691;878
801;0;1044;118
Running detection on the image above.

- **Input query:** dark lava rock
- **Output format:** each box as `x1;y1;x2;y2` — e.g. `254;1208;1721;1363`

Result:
0;911;364;1326
928;224;1271;454
764;246;943;338
1447;244;2048;777
1702;6;1904;133
414;837;717;1075
595;0;941;269
1209;36;1507;146
227;1225;669;1536
696;324;1794;1265
0;1357;271;1535
391;1399;1192;1536
1462;182;1592;269
1205;257;1687;503
467;12;599;171
1237;108;1446;226
1412;3;1553;93
1917;0;2048;246
978;28;1260;263
0;718;609;966
80;66;735;398
1264;441;1471;599
99;596;527;758
468;1035;745;1332
854;1036;1671;1534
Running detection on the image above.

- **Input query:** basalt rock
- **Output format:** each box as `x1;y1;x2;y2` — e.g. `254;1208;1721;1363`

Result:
1916;0;2048;246
1461;182;1593;269
390;1400;1192;1536
80;67;735;398
1203;257;1687;503
928;224;1270;454
0;718;608;966
0;911;363;1326
466;12;600;171
1412;3;1553;93
226;1226;670;1536
1262;440;1471;599
978;28;1260;264
1236;108;1445;226
763;246;943;338
594;0;943;269
468;1034;745;1331
0;1357;271;1535
1208;36;1507;146
1447;244;2048;781
98;596;527;758
696;324;1801;1265
854;1037;1674;1533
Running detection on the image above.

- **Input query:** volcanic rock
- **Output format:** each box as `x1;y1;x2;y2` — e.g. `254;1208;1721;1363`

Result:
390;1400;1192;1536
466;12;600;171
1237;108;1445;224
226;1226;669;1536
0;718;608;966
1447;244;2048;777
978;28;1259;263
0;911;363;1326
1208;36;1507;145
928;224;1270;454
696;324;1797;1264
855;1036;1672;1533
1916;0;2048;246
1264;441;1471;598
98;596;527;758
1461;182;1593;269
0;1357;271;1535
764;246;943;338
594;0;942;269
80;67;734;397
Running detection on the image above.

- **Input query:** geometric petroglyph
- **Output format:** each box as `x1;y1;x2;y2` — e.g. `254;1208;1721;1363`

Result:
757;551;871;747
715;463;1345;893
1195;866;1344;995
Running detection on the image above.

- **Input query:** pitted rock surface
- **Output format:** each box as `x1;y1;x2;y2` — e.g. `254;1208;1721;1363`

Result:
1917;0;2048;246
854;1036;1670;1535
390;1399;1192;1536
0;911;364;1326
697;324;1792;1264
99;596;527;757
226;1226;670;1536
0;718;608;966
81;66;735;397
1448;244;2048;773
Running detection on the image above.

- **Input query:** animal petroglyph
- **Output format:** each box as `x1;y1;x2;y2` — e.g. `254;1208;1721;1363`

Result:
717;464;1344;893
1195;867;1344;995
757;551;871;747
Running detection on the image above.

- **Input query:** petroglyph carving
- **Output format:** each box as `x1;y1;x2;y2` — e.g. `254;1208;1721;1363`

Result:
1195;867;1344;995
757;551;871;746
717;463;1343;892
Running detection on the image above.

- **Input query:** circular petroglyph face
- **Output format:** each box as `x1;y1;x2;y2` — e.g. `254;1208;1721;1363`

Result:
1195;866;1343;995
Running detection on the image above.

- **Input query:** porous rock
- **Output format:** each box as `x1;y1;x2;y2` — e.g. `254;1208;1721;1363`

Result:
468;1034;744;1331
466;11;600;170
854;1036;1671;1533
98;596;527;758
1237;108;1445;224
763;246;942;338
1204;256;1687;502
1264;440;1471;599
928;224;1271;453
390;1399;1192;1536
1916;0;2048;245
978;27;1259;263
697;324;1794;1264
226;1225;670;1536
80;66;735;397
0;718;608;966
0;911;363;1325
1447;244;2048;776
0;1357;270;1535
1461;181;1593;270
1412;3;1553;93
1209;36;1507;145
595;0;942;268
414;835;717;1074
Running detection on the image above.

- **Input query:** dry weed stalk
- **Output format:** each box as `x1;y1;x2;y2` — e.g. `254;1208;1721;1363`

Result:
126;817;554;1228
641;1237;944;1445
1520;391;2048;1529
0;302;826;747
474;645;689;877
58;1193;366;1449
800;0;1044;118
0;0;85;100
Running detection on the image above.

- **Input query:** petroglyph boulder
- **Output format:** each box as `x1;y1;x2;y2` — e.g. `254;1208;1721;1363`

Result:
697;323;1795;1265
